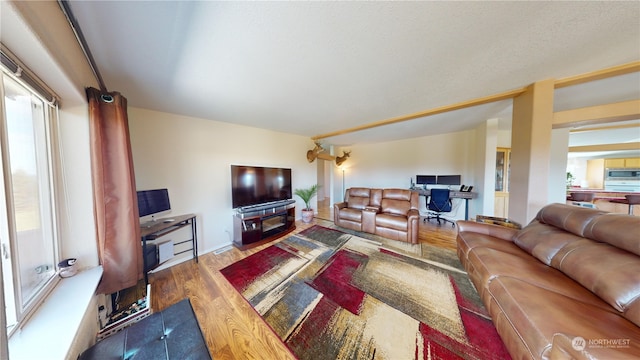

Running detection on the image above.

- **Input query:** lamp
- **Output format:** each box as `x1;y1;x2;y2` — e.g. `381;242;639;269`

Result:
342;168;346;201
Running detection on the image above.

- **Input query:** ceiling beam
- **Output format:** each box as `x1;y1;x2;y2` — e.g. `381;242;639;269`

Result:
554;61;640;89
311;87;526;141
569;142;640;152
570;123;640;133
553;100;640;128
316;153;336;161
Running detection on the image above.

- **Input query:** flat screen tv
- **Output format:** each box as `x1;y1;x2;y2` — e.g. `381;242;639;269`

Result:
231;165;292;208
137;188;171;217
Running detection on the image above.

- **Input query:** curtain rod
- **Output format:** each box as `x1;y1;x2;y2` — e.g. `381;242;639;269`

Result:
58;0;107;93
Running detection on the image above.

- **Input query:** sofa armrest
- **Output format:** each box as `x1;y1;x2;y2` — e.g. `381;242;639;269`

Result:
362;208;377;234
457;220;519;242
364;206;380;213
407;209;420;244
334;202;347;224
407;208;420;221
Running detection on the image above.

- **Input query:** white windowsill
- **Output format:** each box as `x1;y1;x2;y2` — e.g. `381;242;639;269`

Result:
8;266;103;360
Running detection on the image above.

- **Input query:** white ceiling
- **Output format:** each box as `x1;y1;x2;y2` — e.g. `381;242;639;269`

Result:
66;1;640;148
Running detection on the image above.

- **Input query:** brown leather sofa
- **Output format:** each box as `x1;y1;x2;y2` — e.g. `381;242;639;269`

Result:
457;203;640;359
333;187;420;243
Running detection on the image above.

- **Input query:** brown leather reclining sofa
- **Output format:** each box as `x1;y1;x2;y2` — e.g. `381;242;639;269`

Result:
457;203;640;359
333;187;420;243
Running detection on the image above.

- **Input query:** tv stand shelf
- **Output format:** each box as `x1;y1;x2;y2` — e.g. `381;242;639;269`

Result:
140;213;197;284
233;201;295;249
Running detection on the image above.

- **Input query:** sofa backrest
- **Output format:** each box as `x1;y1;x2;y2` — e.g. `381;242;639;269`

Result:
583;214;640;256
380;189;418;216
345;187;371;210
535;203;607;237
513;203;640;327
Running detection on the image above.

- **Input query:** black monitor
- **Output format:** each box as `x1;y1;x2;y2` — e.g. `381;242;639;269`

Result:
416;175;437;185
437;175;462;185
137;189;171;217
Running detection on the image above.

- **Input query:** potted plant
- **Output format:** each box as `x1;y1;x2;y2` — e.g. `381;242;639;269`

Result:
295;184;319;223
566;172;575;189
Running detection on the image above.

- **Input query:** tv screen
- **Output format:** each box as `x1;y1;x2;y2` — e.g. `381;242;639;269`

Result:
231;165;292;208
416;175;437;185
137;189;171;217
437;175;462;185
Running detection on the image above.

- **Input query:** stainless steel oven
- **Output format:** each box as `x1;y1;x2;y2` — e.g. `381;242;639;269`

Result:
604;168;640;192
605;168;640;180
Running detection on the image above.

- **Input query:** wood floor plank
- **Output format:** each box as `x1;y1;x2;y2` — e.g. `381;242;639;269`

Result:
143;203;458;359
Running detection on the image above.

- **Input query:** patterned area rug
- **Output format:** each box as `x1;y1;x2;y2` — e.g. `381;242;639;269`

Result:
221;225;511;360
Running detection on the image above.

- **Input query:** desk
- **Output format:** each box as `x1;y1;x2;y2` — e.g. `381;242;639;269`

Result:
140;213;197;284
411;188;477;220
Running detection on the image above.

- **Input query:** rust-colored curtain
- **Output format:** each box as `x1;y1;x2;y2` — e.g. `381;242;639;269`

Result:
87;87;142;294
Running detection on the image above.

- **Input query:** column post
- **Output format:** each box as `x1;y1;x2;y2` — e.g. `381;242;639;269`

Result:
509;80;555;224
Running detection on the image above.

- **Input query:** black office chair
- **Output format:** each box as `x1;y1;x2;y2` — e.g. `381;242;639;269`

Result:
424;188;455;227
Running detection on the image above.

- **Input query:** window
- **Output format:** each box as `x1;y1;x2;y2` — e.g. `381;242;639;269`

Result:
1;53;60;335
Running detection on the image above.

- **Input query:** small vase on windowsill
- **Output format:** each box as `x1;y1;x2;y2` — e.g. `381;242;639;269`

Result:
295;184;319;224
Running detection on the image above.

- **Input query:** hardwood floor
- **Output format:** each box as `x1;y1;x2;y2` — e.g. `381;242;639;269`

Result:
144;202;458;359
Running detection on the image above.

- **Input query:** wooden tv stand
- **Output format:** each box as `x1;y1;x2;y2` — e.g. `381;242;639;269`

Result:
233;200;296;249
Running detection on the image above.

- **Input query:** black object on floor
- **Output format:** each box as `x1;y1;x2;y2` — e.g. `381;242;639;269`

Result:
79;298;211;360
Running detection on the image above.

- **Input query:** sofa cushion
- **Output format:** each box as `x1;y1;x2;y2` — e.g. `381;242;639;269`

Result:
550;238;640;326
380;198;410;216
513;220;586;266
466;247;614;313
487;277;640;360
382;188;412;201
338;207;363;222
536;203;607;237
347;196;369;210
584;214;640;256
380;189;413;216
457;231;526;260
346;187;370;210
347;187;370;198
375;213;408;232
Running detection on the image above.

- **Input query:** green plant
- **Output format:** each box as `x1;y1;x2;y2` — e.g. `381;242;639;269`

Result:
566;172;575;188
294;184;319;211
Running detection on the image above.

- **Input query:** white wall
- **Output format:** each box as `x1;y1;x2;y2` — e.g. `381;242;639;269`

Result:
566;157;589;187
497;129;512;148
57;106;99;269
128;107;316;253
332;130;479;220
473;119;499;217
2;1;100;271
549;128;571;204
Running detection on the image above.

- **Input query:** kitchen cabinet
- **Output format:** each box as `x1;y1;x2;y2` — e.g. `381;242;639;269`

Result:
626;158;640;168
495;147;510;218
586;159;605;189
604;158;640;168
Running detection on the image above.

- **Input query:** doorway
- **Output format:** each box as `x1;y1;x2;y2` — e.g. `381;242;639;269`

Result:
316;152;334;221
